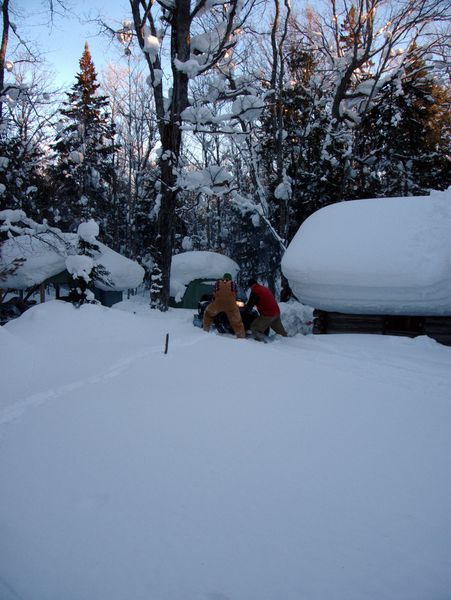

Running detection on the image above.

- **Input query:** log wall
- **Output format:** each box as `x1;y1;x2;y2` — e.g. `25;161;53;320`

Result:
313;310;451;347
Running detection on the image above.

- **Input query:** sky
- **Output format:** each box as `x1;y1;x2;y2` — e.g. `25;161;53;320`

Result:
16;0;133;87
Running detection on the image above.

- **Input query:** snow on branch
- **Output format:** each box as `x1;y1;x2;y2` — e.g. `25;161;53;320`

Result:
231;94;265;121
178;165;233;196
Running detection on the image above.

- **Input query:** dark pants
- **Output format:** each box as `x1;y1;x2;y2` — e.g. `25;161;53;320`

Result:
251;315;287;341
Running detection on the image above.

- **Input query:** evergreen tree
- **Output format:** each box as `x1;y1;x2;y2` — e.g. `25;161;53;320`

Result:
50;42;117;236
259;46;332;239
358;45;450;197
0;135;44;213
66;220;113;306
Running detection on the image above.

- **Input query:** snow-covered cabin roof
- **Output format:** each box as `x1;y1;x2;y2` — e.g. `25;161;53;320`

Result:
1;233;144;292
282;188;451;316
170;251;239;302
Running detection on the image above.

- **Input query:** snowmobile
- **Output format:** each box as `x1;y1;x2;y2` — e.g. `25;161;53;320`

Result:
193;293;264;334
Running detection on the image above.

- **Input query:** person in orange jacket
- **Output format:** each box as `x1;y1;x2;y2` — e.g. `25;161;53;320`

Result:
245;277;288;341
203;273;245;338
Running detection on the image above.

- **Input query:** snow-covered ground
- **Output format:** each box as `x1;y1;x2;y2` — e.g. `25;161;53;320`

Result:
0;296;450;600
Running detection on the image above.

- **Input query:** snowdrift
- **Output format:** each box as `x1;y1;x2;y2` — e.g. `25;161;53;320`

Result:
0;298;450;600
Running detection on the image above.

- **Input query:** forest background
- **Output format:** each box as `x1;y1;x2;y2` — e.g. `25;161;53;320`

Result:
0;0;449;308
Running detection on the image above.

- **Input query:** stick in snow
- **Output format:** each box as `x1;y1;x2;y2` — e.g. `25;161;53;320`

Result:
164;333;169;354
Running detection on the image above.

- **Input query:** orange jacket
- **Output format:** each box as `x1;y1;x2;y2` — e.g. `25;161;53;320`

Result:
212;279;238;310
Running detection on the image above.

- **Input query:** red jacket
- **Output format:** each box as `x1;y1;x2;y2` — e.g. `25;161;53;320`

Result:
247;283;280;317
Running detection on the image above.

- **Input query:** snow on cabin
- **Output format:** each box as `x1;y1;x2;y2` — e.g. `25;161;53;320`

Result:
282;188;451;315
282;188;451;344
170;251;239;307
1;232;145;302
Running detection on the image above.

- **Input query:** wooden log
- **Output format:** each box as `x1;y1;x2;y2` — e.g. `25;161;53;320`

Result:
423;317;451;346
313;310;451;345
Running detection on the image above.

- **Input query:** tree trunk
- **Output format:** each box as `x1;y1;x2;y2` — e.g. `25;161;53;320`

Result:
0;0;10;124
150;0;190;310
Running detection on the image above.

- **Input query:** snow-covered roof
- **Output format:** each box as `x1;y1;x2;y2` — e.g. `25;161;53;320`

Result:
1;233;144;292
170;251;239;302
282;188;451;316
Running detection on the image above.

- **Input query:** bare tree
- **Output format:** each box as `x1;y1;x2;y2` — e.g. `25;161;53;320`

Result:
296;0;451;125
101;60;159;259
0;0;11;123
123;0;259;309
268;0;291;243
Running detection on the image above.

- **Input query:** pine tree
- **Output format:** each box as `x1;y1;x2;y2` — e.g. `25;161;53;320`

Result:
357;45;450;197
0;135;44;213
50;43;117;235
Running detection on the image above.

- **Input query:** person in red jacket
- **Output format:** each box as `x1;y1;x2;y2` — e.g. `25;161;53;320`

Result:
245;278;288;341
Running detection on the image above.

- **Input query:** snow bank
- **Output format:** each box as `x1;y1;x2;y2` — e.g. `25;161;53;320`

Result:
282;188;451;315
0;298;450;600
170;251;239;302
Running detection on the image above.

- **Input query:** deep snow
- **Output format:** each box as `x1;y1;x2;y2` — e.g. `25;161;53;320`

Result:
0;226;144;291
282;187;451;315
0;296;450;600
170;251;240;303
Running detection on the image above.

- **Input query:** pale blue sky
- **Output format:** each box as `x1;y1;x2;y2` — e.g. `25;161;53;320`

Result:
17;0;132;87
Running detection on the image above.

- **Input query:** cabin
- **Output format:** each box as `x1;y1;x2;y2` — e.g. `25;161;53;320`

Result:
0;232;144;314
169;251;240;309
281;188;451;346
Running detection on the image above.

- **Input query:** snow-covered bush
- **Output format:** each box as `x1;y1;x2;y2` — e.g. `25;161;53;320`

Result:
280;301;314;336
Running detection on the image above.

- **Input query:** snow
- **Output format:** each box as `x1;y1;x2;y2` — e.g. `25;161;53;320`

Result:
65;254;94;283
181;105;215;125
0;208;26;224
181;236;193;251
170;251;239;302
147;69;163;87
282;188;451;315
143;28;160;63
231;95;265;121
1;233;144;291
190;25;226;56
174;58;202;78
93;244;144;291
179;166;233;196
1;233;72;288
77;219;99;243
0;297;450;600
274;179;292;201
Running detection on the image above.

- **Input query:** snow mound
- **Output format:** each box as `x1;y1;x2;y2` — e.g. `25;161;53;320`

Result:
170;251;239;302
280;301;314;336
282;188;451;315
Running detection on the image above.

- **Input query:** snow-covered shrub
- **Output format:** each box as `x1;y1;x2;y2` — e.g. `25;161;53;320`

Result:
280;301;314;336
